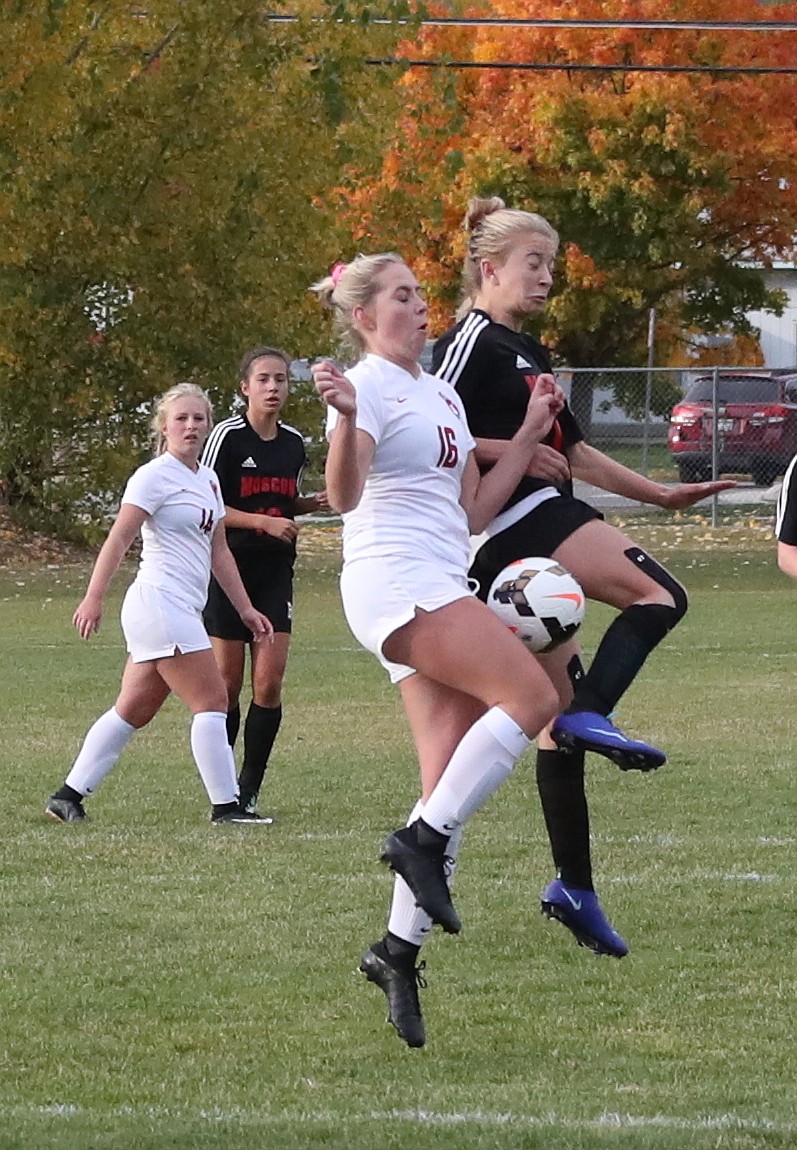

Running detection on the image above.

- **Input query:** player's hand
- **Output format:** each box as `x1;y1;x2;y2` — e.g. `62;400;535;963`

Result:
658;479;737;510
525;443;571;483
241;607;274;644
314;489;330;511
73;594;103;639
312;360;356;416
521;373;564;443
257;515;299;542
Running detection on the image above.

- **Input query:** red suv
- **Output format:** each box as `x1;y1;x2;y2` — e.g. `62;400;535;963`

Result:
668;372;797;485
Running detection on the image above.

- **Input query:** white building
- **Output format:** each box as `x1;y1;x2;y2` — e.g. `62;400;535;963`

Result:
746;262;797;368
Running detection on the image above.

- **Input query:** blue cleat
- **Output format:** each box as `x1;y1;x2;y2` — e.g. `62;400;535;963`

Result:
541;878;629;958
552;710;666;772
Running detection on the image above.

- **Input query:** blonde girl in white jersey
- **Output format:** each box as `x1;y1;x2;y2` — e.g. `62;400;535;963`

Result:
310;254;564;1047
45;383;274;826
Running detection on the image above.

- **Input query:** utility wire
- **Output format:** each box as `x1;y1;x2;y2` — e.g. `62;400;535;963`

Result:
365;59;797;76
267;15;797;33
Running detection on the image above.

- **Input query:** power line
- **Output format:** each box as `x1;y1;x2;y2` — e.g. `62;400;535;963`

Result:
365;58;797;76
267;16;797;33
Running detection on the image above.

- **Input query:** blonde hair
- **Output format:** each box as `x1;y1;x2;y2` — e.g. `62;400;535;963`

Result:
151;381;214;456
457;196;559;321
309;252;406;359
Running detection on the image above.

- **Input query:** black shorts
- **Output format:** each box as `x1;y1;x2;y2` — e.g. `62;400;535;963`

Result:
203;555;294;639
469;494;604;600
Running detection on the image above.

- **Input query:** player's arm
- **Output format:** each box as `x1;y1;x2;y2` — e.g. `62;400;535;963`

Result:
473;437;571;483
567;441;734;508
312;360;375;512
222;505;298;542
294;491;329;514
462;378;563;533
73;503;148;639
210;524;274;641
777;541;797;580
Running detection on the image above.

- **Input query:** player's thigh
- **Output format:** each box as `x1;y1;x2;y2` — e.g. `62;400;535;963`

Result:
115;658;172;727
210;637;246;705
384;597;558;732
154;649;228;714
250;632;291;706
399;674;485;798
553;519;674;609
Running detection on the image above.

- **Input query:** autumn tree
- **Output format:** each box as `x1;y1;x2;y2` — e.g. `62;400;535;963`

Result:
334;0;797;428
0;1;406;535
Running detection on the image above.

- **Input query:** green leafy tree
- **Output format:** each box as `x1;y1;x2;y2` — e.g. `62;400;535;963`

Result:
0;1;404;536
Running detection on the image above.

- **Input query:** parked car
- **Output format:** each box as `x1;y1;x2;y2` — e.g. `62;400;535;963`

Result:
667;372;797;485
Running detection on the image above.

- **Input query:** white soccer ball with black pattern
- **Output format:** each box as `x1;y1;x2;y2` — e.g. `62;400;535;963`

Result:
487;557;585;653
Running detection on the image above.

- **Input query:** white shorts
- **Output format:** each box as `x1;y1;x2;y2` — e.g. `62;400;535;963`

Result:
340;556;474;684
120;581;212;664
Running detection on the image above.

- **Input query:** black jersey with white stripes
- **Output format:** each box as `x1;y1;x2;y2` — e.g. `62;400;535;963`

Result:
200;414;306;560
775;453;797;544
432;310;583;510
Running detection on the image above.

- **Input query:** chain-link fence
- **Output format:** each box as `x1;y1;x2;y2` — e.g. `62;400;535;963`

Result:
557;364;797;525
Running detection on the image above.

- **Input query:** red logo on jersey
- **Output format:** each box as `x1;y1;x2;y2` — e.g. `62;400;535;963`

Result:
439;392;461;419
240;475;298;498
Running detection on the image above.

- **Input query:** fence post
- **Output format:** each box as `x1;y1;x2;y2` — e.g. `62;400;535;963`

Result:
711;365;720;528
641;308;656;477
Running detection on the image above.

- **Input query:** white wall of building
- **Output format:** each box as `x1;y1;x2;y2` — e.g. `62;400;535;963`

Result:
746;267;797;369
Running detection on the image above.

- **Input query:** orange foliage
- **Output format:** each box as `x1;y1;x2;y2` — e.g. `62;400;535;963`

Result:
333;0;797;364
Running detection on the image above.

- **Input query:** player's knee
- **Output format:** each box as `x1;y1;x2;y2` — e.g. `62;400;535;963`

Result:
624;546;688;623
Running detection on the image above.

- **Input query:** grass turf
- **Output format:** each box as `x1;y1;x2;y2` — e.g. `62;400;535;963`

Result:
0;520;796;1149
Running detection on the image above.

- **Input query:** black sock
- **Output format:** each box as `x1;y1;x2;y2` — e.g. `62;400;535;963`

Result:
226;704;241;748
238;703;282;804
568;602;678;715
53;784;84;804
536;747;593;891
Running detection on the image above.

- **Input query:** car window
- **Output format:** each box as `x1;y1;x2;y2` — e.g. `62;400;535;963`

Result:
683;378;780;404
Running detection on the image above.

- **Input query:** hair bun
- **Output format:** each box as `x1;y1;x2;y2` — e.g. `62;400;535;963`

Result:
464;195;507;232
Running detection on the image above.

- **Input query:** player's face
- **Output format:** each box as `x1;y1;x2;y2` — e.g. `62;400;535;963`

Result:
241;355;290;416
491;231;556;317
162;396;210;463
358;262;428;374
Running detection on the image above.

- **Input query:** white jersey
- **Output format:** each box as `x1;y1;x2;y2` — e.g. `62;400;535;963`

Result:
326;354;476;574
121;452;226;613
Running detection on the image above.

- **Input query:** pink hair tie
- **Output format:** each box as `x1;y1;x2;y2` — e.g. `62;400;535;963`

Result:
330;261;347;287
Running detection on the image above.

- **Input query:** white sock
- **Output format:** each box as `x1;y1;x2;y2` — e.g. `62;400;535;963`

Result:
190;711;238;805
65;707;136;795
420;706;532;835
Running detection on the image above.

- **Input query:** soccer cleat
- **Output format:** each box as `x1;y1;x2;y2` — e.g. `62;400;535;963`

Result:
211;806;273;825
552;711;666;772
359;945;427;1048
45;796;87;823
241;793;276;824
380;825;462;935
540;878;629;958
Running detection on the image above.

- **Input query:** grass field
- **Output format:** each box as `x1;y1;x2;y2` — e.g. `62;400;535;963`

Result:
1;518;796;1150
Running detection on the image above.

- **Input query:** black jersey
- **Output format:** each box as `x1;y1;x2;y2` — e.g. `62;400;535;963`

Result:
432;309;583;511
200;414;306;561
776;454;797;544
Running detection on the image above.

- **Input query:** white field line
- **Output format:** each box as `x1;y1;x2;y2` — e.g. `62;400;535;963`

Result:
3;1105;796;1134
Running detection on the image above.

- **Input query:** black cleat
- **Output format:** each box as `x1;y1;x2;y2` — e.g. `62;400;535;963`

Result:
380;824;461;934
45;796;87;823
211;805;273;824
359;945;427;1048
241;793;275;824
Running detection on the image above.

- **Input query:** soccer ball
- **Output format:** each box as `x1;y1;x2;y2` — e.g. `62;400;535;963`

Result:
487;557;585;653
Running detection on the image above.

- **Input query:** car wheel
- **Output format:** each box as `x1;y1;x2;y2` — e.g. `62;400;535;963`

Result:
751;462;779;487
678;460;711;483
